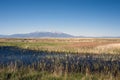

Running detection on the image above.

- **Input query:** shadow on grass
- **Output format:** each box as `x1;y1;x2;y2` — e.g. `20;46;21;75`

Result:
0;46;120;78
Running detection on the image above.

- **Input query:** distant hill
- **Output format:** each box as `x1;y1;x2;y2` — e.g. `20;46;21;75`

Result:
0;32;74;38
0;32;120;38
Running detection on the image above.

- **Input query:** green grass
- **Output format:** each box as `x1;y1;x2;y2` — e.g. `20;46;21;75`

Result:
0;38;120;54
0;68;118;80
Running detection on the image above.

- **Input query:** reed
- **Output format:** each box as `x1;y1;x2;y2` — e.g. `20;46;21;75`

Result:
0;38;120;80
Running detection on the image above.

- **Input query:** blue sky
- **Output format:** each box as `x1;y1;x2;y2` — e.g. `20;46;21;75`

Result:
0;0;120;36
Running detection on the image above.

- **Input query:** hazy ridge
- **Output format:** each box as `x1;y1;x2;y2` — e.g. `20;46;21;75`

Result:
0;32;120;38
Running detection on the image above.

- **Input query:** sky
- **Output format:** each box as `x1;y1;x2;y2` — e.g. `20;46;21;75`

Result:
0;0;120;36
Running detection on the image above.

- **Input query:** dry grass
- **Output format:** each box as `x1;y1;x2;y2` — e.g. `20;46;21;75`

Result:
96;43;120;49
0;38;120;54
0;38;120;80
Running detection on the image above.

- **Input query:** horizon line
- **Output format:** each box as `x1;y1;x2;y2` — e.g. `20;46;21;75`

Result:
0;31;120;37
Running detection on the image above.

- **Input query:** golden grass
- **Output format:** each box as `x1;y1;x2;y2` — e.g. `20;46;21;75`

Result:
0;38;120;54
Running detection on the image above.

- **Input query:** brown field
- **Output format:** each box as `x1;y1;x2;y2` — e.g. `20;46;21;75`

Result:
0;38;120;54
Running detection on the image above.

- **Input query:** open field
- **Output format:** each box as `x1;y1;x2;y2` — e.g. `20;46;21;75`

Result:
0;38;120;54
0;38;120;80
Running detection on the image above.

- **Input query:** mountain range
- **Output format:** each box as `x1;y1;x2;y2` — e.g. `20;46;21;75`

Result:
0;32;75;38
0;32;119;38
